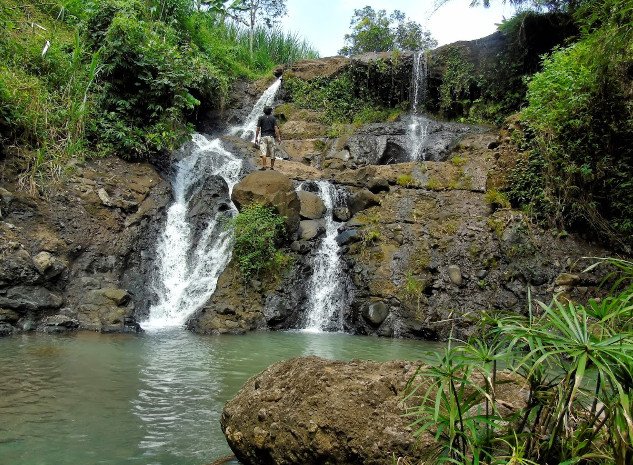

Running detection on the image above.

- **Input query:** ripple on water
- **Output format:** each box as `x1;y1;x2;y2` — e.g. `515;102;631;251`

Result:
0;330;441;465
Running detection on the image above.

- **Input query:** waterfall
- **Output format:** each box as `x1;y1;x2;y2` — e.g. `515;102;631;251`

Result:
143;79;281;329
230;78;282;141
408;51;429;161
303;181;349;332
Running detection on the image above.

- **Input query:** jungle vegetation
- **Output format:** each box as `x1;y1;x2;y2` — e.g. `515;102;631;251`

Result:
0;0;317;190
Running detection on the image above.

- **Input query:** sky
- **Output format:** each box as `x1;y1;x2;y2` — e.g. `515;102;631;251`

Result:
280;0;519;57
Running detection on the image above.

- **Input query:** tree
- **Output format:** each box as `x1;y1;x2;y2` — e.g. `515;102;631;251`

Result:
339;6;437;56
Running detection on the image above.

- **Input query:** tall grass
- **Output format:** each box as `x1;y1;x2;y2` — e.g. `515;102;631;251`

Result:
406;257;633;465
185;13;318;78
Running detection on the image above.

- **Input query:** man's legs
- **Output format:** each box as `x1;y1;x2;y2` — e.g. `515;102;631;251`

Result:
268;138;276;170
259;137;269;169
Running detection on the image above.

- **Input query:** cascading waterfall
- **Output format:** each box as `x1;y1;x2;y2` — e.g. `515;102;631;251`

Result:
303;181;349;332
408;51;430;161
143;79;281;329
230;78;282;141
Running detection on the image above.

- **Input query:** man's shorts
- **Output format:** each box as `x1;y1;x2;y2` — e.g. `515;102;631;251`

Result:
259;136;275;157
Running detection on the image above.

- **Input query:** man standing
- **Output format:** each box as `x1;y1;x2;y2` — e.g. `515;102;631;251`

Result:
255;106;281;170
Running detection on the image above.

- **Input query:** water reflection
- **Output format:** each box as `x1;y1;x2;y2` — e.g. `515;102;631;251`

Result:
0;330;440;465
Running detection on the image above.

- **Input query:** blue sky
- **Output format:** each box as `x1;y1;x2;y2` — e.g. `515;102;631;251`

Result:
281;0;519;57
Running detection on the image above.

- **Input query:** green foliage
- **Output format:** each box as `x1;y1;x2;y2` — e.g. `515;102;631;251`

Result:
284;70;402;126
0;0;317;185
396;174;416;187
339;6;436;56
92;10;227;158
230;203;287;281
484;189;510;211
406;257;633;465
519;10;633;247
439;47;477;117
506;147;555;221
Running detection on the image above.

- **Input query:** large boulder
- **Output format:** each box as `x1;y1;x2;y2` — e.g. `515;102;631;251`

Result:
231;171;301;232
0;286;63;311
221;357;432;465
298;190;325;220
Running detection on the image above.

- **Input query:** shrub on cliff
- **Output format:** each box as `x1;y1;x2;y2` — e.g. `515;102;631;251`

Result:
516;0;633;249
230;203;288;281
0;0;317;186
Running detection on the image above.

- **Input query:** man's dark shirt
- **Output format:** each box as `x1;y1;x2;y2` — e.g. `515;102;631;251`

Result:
257;115;277;137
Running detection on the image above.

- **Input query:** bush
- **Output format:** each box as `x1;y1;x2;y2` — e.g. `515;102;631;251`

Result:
0;0;318;184
230;203;287;281
520;34;633;247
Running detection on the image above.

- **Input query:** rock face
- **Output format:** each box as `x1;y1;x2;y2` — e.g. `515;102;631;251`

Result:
346;119;478;165
0;156;171;334
221;357;432;465
232;170;301;232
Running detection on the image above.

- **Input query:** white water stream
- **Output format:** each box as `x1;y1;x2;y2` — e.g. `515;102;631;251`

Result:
303;181;349;332
143;79;281;329
408;51;430;161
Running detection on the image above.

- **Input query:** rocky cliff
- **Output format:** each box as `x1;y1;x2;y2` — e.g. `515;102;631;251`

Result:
0;156;170;335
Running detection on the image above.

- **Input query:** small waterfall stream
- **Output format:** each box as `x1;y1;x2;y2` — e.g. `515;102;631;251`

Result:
303;181;350;332
143;79;281;329
408;51;430;161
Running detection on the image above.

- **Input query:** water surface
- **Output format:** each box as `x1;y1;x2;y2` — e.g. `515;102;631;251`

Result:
0;330;439;465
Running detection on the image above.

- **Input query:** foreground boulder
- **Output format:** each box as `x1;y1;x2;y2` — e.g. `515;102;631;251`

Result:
221;356;433;465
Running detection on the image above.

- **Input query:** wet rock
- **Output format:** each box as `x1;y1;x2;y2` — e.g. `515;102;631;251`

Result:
0;286;63;311
102;288;130;306
0;323;14;336
555;273;580;286
335;229;359;246
297;191;325;220
367;177;389;193
298;220;325;241
333;207;351;222
37;314;79;333
221;357;430;465
75;287;135;332
290;240;312;254
348;189;380;216
232;171;301;232
448;265;463;286
0;249;41;285
32;251;66;279
32;251;54;274
363;301;389;326
0;308;20;324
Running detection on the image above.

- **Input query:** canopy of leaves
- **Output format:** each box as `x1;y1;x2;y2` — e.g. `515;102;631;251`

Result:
338;6;437;56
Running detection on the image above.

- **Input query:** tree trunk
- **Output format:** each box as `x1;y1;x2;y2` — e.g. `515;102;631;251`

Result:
249;3;256;58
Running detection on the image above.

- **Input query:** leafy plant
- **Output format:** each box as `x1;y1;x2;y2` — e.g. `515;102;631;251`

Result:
396;174;416;187
406;257;633;465
484;189;510;211
230;203;287;280
516;0;633;248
